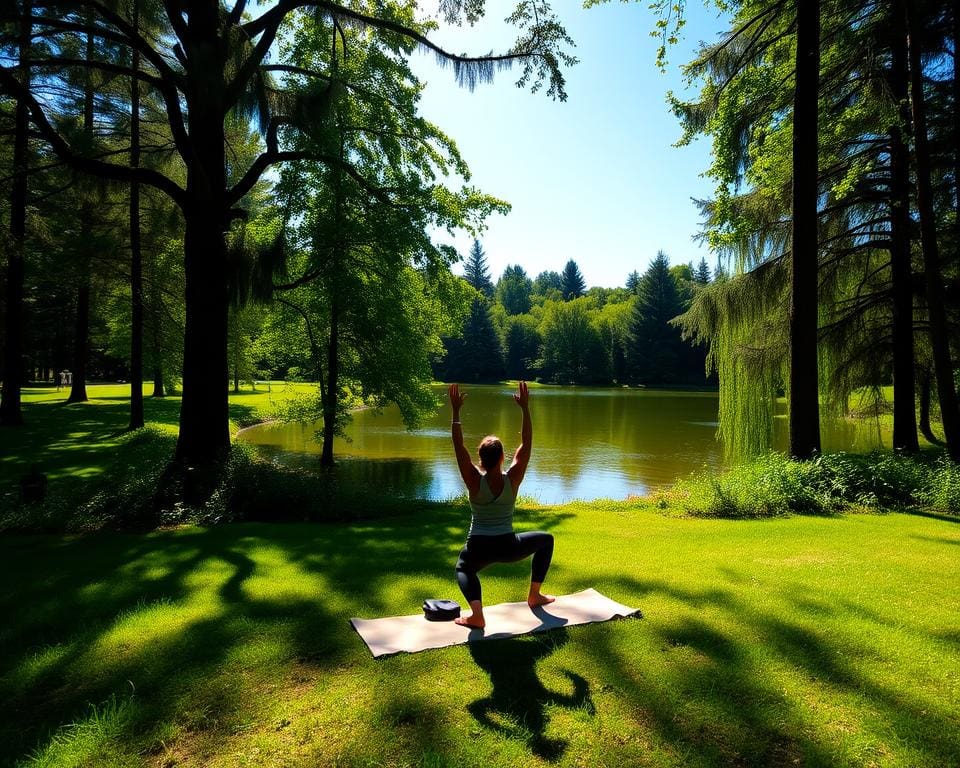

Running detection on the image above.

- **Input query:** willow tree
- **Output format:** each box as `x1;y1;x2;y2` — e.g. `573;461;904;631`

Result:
673;0;954;458
0;0;573;468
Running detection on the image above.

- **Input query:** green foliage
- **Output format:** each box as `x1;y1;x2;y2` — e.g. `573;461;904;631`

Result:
560;259;587;300
440;296;505;383
627;250;686;384
496;264;533;315
539;298;607;383
661;450;956;518
502;314;542;380
532;270;563;297
464;239;495;297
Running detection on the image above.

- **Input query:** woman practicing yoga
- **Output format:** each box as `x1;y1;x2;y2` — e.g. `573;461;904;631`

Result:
449;381;555;629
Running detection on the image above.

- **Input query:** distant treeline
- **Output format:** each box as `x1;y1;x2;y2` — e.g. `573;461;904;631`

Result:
433;240;721;387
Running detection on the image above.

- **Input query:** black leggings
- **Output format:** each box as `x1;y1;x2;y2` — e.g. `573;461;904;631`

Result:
455;531;554;603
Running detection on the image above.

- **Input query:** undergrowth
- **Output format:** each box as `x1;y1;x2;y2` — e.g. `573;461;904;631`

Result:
658;450;959;517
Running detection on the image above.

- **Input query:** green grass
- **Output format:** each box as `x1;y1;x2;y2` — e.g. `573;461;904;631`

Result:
1;508;958;767
0;384;319;526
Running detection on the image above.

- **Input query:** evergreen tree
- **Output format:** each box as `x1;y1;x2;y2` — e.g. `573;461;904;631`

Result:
694;257;711;285
626;270;641;293
442;297;504;382
560;259;586;300
627;251;684;384
496;264;532;315
464;240;494;297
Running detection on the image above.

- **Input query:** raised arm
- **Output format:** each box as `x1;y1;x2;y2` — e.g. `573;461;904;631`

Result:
449;384;481;496
508;381;532;489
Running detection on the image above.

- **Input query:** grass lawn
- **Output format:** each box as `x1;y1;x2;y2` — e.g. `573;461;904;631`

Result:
0;383;313;488
3;507;959;767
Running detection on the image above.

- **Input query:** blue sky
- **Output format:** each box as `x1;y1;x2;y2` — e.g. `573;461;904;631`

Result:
409;1;729;289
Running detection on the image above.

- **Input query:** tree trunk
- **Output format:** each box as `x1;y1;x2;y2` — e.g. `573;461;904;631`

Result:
888;24;918;452
233;365;240;394
0;0;30;427
153;366;165;398
129;2;144;430
904;3;960;461
67;23;96;405
321;297;339;467
918;367;942;444
788;0;822;459
66;281;90;403
174;2;230;465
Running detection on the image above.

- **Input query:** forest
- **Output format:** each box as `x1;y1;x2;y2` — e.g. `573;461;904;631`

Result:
1;0;959;474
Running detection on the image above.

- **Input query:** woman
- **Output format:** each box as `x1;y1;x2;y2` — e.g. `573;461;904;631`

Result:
449;381;555;629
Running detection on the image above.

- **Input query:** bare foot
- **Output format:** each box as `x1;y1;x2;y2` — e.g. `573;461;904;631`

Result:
528;593;555;608
455;614;485;629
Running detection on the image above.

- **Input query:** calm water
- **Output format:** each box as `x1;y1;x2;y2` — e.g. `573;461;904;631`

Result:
239;385;891;504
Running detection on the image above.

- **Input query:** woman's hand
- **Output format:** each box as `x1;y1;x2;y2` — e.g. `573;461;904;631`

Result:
513;380;530;409
448;383;467;415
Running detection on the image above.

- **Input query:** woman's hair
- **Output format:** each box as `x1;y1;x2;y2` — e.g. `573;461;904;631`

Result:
477;435;504;470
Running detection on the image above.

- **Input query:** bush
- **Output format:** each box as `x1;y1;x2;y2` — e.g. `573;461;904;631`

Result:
659;449;952;518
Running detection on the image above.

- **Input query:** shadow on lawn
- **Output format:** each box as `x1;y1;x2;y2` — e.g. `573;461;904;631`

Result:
468;629;594;761
0;508;573;765
3;518;958;767
585;575;960;767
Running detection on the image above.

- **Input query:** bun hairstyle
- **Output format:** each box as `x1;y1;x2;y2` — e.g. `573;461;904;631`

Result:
478;435;504;470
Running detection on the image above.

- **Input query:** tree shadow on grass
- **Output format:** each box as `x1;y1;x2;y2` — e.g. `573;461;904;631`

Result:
468;629;593;761
584;574;960;767
0;509;576;764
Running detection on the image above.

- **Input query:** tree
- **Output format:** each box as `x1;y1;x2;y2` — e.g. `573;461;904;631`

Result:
788;0;822;460
560;259;586;300
902;0;960;460
496;264;532;315
627;250;685;384
0;1;574;468
442;296;505;383
626;269;641;293
464;239;495;297
502;314;541;380
539;297;606;383
0;0;30;426
532;270;563;297
694;257;711;285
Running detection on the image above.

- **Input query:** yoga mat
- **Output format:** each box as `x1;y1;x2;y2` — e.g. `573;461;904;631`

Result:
350;588;641;658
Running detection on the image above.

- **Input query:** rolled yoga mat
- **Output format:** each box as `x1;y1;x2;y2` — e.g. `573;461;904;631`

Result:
350;588;642;658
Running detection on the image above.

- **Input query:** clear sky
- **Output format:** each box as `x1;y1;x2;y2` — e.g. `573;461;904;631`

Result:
409;1;729;290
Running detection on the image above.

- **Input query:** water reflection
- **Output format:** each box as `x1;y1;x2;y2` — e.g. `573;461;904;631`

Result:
239;385;892;504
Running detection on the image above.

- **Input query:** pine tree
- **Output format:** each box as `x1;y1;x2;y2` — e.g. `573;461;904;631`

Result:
694;258;711;285
627;251;684;384
442;297;504;382
626;270;641;293
464;240;494;297
560;259;586;300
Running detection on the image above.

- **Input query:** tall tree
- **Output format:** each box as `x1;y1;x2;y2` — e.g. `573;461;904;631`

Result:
464;239;494;297
788;0;822;459
694;257;712;285
625;269;641;293
0;0;30;426
560;258;586;299
627;250;685;383
0;1;573;467
902;0;960;460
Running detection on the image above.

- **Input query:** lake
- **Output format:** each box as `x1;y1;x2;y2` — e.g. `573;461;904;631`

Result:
238;385;891;504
